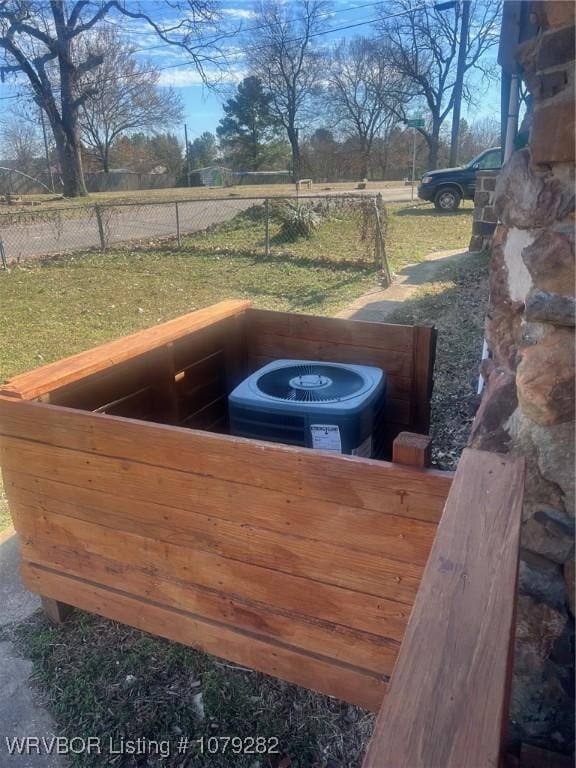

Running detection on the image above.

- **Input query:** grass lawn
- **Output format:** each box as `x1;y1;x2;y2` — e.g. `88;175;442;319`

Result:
3;180;404;213
1;244;490;768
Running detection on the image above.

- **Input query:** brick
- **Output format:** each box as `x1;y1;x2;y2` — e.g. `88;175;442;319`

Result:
531;99;575;164
538;26;575;69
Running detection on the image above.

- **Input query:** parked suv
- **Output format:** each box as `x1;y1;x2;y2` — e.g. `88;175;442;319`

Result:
418;147;502;211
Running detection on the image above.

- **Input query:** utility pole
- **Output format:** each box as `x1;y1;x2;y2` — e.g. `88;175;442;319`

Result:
411;127;417;201
406;116;424;199
39;106;55;192
449;0;471;167
184;123;191;187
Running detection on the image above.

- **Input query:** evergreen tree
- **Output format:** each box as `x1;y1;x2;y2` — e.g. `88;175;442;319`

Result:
217;77;285;170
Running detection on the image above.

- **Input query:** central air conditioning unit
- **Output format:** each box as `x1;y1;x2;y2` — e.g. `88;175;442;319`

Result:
228;359;386;457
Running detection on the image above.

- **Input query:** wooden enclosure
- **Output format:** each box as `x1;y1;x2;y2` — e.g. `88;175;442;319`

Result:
0;300;525;765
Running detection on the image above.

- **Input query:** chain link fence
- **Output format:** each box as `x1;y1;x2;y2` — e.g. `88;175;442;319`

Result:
0;194;390;283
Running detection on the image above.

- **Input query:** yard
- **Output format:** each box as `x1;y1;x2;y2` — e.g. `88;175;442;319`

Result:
0;202;488;767
2;180;404;213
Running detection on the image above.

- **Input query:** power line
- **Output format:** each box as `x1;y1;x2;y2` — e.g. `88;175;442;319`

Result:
0;2;432;102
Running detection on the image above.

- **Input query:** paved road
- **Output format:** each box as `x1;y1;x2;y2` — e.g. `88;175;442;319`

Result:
0;187;415;262
0;528;65;767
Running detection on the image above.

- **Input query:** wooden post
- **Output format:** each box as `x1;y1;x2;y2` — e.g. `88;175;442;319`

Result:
410;325;436;435
175;202;181;248
41;596;73;624
94;205;106;251
392;431;432;468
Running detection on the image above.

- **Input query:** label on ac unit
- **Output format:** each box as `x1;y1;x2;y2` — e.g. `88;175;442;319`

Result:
352;435;373;458
310;424;342;453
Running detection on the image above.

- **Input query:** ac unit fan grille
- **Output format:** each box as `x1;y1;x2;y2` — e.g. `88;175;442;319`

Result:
256;363;365;403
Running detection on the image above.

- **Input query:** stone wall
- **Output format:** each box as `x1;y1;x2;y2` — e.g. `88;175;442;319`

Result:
469;170;499;252
468;1;574;756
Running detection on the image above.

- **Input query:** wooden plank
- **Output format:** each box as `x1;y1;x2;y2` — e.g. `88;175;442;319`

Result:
181;395;227;431
361;448;524;768
22;562;388;711
6;467;436;573
246;308;415;353
410;325;436;434
94;386;156;419
13;497;409;641
8;469;432;591
383;398;411;425
4;458;422;604
1;300;251;401
170;319;229;373
248;334;413;378
0;399;452;520
42;347;174;413
392;432;432;468
16;523;400;674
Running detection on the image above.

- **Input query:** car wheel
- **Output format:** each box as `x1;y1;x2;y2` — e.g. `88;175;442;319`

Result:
434;187;461;211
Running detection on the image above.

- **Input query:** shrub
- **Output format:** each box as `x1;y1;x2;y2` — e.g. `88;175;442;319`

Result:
275;202;320;241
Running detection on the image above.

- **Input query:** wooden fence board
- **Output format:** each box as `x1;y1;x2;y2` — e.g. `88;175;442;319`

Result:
22;562;388;711
248;334;413;378
0;399;452;521
1;300;251;401
246;309;415;353
410;325;436;434
3;450;422;604
361;448;524;767
5;480;411;640
6;471;436;568
14;514;400;675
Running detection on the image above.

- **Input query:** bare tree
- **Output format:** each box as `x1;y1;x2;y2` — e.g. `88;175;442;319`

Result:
378;0;502;169
0;116;42;173
327;37;406;180
248;0;327;182
0;1;222;196
77;27;183;172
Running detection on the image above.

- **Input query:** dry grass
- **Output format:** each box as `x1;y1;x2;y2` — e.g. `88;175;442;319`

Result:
2;180;404;213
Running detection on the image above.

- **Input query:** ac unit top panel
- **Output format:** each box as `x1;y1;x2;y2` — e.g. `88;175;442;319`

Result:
229;359;385;416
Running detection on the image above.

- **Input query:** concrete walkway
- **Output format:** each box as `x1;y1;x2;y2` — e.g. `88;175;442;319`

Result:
0;527;65;767
338;248;468;322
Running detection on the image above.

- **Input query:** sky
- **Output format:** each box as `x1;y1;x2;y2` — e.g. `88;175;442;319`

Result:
0;0;501;147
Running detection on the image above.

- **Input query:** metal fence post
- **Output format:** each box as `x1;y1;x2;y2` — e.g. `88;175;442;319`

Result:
265;198;270;257
94;204;106;251
175;201;181;247
0;239;7;269
374;194;391;286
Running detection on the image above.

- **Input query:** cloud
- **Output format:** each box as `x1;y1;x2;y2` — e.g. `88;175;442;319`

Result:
158;63;246;87
221;8;257;20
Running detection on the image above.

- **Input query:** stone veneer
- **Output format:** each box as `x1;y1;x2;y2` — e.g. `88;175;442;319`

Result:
468;1;574;756
469;170;499;253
